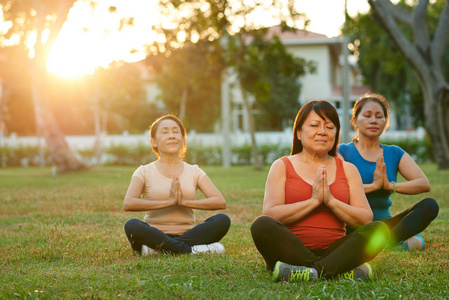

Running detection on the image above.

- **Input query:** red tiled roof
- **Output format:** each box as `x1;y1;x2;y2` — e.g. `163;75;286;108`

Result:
265;25;330;40
332;85;371;97
241;25;341;45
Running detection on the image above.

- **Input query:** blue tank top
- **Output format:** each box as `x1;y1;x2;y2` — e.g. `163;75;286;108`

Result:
338;142;405;220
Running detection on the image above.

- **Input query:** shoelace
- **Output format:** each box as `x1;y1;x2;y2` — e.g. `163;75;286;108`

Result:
289;269;310;282
340;270;355;279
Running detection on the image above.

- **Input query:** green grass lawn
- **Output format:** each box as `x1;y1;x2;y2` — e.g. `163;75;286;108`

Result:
1;164;448;299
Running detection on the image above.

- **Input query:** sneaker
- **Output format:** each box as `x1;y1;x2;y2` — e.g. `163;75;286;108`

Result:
338;262;373;280
272;261;318;282
141;245;159;256
397;234;425;251
191;242;225;254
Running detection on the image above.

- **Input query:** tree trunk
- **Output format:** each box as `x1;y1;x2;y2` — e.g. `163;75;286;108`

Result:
92;92;103;166
28;0;86;172
423;83;449;169
0;78;6;167
30;68;87;172
368;0;449;169
179;88;188;121
240;85;262;171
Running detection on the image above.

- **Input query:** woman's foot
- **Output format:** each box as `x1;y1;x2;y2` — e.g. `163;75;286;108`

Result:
141;245;159;256
191;242;225;254
272;261;318;282
338;262;373;280
396;234;425;251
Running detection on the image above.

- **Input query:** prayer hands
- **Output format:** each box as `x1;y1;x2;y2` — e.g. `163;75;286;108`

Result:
169;175;184;206
373;156;393;191
312;165;335;206
372;156;385;190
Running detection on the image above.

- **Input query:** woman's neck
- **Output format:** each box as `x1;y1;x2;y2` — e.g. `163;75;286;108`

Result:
355;135;381;150
156;155;182;166
297;150;330;164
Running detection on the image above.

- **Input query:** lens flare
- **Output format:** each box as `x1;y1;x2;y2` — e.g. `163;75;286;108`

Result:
365;225;390;256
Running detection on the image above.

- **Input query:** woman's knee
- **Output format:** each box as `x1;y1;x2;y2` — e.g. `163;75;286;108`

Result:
124;218;144;234
215;213;231;227
374;220;390;237
421;197;439;220
357;221;390;246
251;216;279;237
214;213;231;235
206;213;231;233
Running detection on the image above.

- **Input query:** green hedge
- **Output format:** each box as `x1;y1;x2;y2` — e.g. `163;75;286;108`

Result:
380;135;434;163
0;136;433;168
0;145;51;167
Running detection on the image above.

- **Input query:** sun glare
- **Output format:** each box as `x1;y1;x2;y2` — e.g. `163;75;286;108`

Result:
47;0;159;78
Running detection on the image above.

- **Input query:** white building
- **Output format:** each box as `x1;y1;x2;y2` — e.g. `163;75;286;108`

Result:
226;26;372;134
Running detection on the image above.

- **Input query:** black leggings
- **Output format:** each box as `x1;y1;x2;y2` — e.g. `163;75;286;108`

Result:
382;197;439;245
124;213;231;254
251;216;390;278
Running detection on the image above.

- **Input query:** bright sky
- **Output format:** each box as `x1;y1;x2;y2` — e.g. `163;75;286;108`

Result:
298;0;371;37
47;0;371;78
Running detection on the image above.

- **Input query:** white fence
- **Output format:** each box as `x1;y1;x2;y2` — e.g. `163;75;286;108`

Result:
2;127;427;150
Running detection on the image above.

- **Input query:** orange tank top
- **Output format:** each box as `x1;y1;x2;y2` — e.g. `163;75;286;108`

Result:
281;156;349;249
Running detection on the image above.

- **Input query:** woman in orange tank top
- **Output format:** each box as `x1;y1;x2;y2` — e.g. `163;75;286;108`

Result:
251;100;390;282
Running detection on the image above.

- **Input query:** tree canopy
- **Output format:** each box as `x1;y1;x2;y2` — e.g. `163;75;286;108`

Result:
345;0;449;130
146;0;312;131
362;0;449;169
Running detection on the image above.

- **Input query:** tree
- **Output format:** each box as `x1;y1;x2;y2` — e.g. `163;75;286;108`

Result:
229;32;315;169
69;61;150;165
366;0;449;169
148;0;311;168
0;45;35;136
345;10;419;129
147;41;222;132
233;33;315;129
345;1;449;130
0;0;86;172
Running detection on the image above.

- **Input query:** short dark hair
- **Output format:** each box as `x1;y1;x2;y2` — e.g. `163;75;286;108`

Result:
291;100;340;156
149;114;187;159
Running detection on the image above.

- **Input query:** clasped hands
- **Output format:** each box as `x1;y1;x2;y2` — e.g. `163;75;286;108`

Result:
311;165;336;206
372;155;394;192
168;175;186;206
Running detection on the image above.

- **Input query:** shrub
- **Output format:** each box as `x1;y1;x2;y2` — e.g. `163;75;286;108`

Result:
186;144;222;165
104;144;156;165
0;135;434;167
380;135;433;163
0;145;51;167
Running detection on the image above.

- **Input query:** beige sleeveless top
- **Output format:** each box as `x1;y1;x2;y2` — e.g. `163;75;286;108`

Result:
132;162;206;235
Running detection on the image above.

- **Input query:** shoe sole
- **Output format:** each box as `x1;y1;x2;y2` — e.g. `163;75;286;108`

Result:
363;262;374;280
272;261;282;282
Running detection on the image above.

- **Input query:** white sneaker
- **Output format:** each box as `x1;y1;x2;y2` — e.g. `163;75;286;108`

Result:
191;242;225;254
141;245;159;256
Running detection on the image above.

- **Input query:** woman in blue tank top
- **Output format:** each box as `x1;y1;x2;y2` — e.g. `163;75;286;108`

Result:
339;93;439;250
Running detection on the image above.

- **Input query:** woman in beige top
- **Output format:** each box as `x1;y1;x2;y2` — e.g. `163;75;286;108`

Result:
123;115;231;256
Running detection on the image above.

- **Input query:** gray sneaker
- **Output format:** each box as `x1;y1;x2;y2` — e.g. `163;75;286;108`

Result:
272;261;318;282
338;262;373;280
